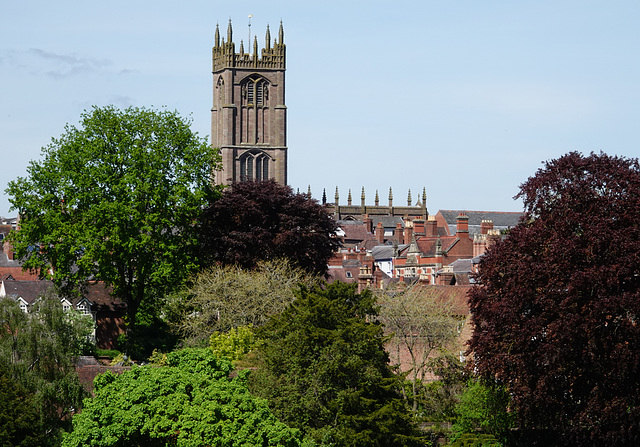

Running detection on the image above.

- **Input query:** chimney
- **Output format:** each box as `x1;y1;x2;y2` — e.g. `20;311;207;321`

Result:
363;215;373;233
481;219;493;235
425;216;438;237
456;213;469;235
404;220;414;242
394;223;404;244
375;222;384;244
413;218;425;236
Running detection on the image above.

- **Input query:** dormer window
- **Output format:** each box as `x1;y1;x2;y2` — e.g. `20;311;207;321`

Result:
76;301;91;315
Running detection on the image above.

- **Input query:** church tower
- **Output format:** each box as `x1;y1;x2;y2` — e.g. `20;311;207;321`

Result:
211;20;287;186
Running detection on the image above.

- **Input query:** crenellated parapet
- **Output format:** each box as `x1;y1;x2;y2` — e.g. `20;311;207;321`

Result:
212;20;286;72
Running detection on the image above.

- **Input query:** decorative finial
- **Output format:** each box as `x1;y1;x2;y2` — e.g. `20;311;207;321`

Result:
322;188;327;205
388;187;393;207
215;23;220;48
375;190;379;206
335;186;339;204
307;185;312;197
278;20;284;45
265;24;271;50
407;189;412;206
227;19;233;44
348;189;352;206
253;35;259;58
361;187;366;207
239;40;245;55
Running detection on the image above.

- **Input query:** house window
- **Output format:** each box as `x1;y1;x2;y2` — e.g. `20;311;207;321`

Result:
345;271;353;278
76;302;91;315
19;301;27;313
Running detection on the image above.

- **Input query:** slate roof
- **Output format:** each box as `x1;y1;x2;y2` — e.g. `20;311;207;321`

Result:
437;210;523;236
371;244;408;260
370;216;404;229
1;279;124;311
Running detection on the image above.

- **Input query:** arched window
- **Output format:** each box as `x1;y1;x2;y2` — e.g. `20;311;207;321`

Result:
240;151;270;182
216;76;225;104
241;75;270;144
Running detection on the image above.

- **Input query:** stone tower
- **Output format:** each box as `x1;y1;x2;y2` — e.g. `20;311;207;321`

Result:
211;20;287;186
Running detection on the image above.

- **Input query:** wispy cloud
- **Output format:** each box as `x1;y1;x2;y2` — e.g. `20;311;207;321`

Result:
28;48;112;78
1;48;133;79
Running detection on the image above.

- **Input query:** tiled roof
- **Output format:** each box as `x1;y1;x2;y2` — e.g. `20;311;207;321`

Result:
437;210;523;235
413;285;473;316
2;280;52;304
1;280;124;311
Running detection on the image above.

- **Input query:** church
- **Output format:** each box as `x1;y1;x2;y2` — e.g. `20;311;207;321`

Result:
211;20;287;186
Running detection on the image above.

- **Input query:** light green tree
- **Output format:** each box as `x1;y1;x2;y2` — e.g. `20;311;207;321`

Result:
62;348;305;447
169;259;319;344
6;106;220;354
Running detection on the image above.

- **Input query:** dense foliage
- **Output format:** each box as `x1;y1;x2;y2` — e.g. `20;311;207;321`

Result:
0;295;92;446
168;259;320;343
250;282;422;447
6;106;220;352
198;179;339;276
63;348;304;447
468;152;640;445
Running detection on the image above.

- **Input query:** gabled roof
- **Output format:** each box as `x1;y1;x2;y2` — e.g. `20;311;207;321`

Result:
1;280;52;304
0;280;124;311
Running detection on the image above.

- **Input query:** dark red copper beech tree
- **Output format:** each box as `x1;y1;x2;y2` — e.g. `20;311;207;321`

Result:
198;179;339;276
468;152;640;446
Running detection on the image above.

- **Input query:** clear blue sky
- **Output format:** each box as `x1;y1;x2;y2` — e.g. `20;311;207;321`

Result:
2;1;640;217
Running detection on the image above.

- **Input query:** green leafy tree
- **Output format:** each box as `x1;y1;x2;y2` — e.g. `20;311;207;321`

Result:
62;348;305;447
0;364;46;447
469;152;640;445
451;380;514;445
198;179;340;276
6;106;220;353
0;294;92;446
169;259;319;344
209;325;256;362
250;282;422;447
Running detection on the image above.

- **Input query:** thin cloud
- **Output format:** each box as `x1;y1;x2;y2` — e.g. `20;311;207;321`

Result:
0;48;116;79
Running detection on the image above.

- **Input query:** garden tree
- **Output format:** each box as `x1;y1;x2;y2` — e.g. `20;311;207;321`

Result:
249;282;422;447
169;259;320;343
0;294;92;446
0;364;45;447
62;348;305;447
415;354;469;425
198;179;339;276
375;285;459;413
468;152;640;446
451;379;515;445
6;106;219;352
209;325;257;362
